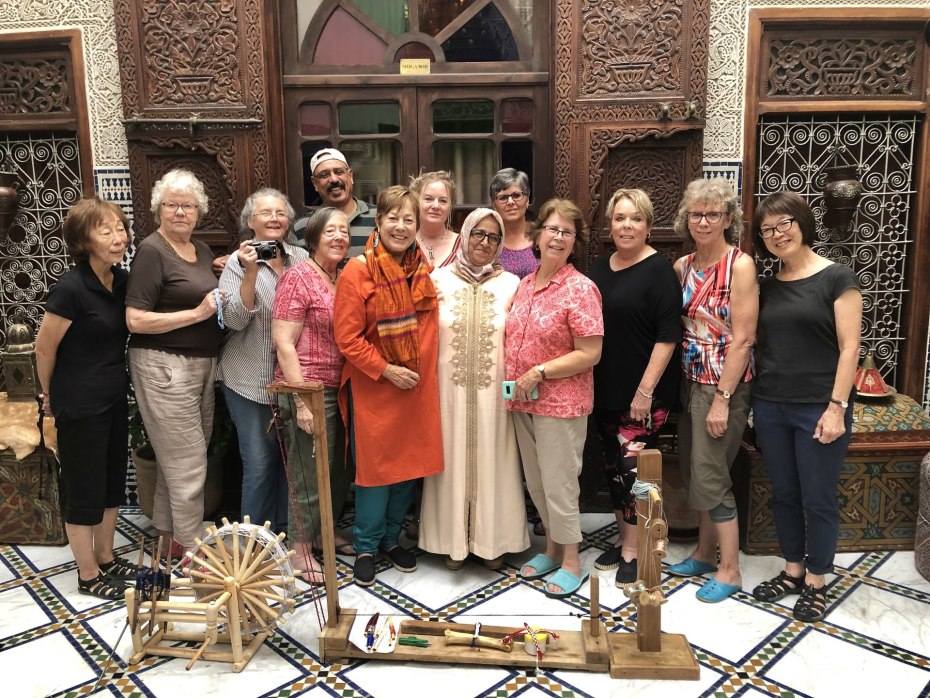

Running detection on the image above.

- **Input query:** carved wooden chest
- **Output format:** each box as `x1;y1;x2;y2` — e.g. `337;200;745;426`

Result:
735;394;930;553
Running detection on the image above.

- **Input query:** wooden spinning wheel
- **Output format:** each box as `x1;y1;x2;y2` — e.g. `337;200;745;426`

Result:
188;517;299;634
125;517;299;672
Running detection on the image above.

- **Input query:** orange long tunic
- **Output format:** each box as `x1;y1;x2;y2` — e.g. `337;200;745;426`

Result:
334;257;444;487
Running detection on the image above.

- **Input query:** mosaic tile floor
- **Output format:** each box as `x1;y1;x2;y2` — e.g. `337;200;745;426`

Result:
3;511;929;698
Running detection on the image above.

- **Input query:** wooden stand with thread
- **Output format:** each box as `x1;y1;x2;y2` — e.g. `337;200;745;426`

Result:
268;380;613;672
608;449;700;679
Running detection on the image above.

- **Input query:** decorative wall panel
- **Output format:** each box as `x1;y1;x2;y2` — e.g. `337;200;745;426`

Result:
553;0;708;206
0;53;71;116
0;1;130;166
755;114;917;388
577;0;682;99
766;38;918;99
113;0;272;248
140;2;243;108
704;0;747;159
0;133;79;352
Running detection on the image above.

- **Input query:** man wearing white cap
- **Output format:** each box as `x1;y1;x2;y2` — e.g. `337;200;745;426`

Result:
212;148;377;276
294;147;376;258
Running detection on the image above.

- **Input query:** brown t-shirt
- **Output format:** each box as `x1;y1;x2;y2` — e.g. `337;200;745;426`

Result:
126;232;223;357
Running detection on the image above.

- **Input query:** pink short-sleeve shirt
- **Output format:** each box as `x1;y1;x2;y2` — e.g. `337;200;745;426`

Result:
504;265;603;418
272;262;344;388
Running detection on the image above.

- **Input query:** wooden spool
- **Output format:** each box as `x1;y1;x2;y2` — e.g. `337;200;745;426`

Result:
608;449;700;680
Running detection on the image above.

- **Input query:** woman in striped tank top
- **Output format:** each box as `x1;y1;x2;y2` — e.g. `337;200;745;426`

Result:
667;178;759;603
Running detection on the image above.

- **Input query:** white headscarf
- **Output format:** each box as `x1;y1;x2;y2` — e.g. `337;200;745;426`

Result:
452;207;506;284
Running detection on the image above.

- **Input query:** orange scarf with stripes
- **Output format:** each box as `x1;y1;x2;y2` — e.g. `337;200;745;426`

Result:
365;233;437;373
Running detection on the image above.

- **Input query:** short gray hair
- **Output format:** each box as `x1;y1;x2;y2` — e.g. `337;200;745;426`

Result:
239;188;295;238
488;168;530;200
150;169;209;226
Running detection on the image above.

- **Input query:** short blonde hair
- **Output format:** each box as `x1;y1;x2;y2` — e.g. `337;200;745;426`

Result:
605;188;654;229
408;170;456;202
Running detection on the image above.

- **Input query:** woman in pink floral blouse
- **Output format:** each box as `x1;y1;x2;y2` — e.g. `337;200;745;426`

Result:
504;198;603;598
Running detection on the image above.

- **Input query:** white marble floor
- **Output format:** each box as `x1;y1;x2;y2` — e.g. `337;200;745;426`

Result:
2;511;929;698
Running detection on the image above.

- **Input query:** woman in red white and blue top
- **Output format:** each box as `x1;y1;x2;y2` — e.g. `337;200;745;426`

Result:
668;178;758;604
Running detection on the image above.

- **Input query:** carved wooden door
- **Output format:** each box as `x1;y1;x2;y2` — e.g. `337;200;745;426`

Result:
553;0;709;268
552;0;710;512
113;0;275;254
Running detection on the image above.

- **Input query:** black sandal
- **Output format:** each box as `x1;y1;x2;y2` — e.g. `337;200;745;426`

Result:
77;571;127;600
99;556;140;581
752;570;804;602
793;582;828;622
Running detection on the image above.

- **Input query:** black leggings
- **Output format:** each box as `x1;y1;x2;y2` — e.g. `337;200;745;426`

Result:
593;404;668;524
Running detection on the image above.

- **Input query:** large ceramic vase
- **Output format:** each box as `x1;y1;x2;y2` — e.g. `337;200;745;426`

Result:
132;446;224;522
0;170;19;237
822;165;862;230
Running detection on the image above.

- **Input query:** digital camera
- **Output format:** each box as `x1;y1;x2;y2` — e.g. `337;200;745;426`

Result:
250;241;278;260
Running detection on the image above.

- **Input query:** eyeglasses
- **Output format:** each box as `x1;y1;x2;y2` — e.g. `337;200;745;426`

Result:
312;167;348;181
254;210;289;220
759;217;796;239
687;210;725;224
495;191;526;203
541;224;577;239
470;229;503;246
321;226;349;239
161;202;198;213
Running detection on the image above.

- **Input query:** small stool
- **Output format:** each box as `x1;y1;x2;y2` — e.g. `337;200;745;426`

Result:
917;451;930;582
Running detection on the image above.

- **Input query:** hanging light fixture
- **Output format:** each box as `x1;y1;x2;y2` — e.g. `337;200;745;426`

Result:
821;147;862;232
0;162;19;238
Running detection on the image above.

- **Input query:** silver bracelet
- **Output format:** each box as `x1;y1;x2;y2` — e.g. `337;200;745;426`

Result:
636;387;654;400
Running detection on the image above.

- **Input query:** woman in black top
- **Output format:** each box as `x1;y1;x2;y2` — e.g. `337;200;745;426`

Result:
750;191;861;622
589;189;681;587
35;198;137;600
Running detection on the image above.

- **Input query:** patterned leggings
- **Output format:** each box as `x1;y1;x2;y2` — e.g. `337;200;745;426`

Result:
593;404;669;524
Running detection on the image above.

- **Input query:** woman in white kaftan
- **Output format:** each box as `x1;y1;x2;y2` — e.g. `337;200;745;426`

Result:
419;208;530;569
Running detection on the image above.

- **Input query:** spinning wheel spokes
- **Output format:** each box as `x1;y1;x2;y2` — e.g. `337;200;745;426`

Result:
189;516;298;633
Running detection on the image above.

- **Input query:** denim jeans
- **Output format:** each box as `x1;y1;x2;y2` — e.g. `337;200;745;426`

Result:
752;398;853;575
278;387;351;547
220;383;288;532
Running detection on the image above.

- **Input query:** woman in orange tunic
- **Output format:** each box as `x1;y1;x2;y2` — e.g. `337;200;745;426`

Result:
334;185;443;587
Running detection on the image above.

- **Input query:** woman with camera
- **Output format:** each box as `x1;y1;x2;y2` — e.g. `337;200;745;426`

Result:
419;207;529;570
272;207;352;583
505;198;603;598
217;189;307;535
